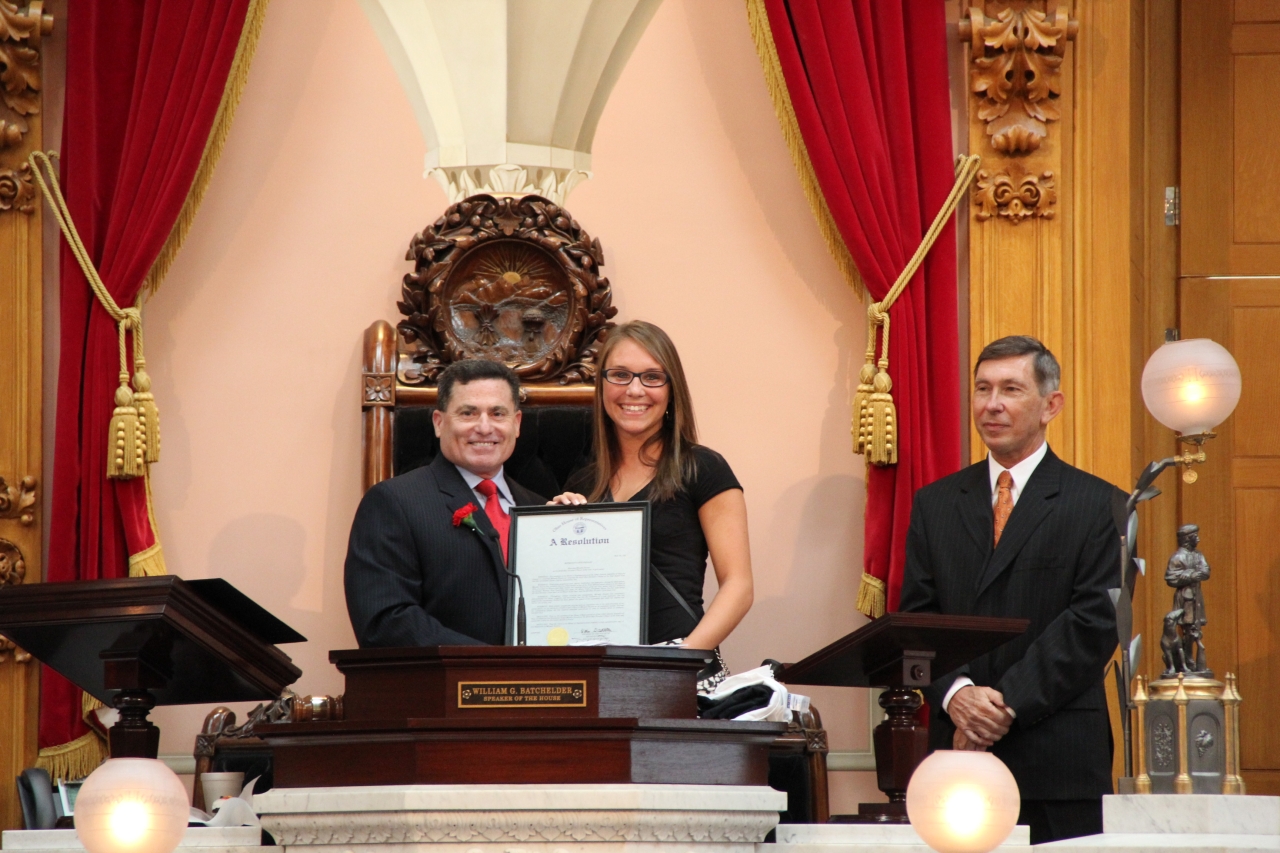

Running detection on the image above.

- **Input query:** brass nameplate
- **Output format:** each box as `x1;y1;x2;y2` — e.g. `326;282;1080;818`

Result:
458;680;587;708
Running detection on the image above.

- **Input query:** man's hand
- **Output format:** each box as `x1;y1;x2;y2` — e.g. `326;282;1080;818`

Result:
948;685;1013;748
952;728;985;751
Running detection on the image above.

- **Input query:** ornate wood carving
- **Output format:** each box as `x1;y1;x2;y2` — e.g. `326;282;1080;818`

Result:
0;473;35;524
362;373;394;407
959;2;1077;154
0;160;33;213
0;538;25;587
397;194;616;385
973;163;1056;224
0;0;52;150
0;538;30;664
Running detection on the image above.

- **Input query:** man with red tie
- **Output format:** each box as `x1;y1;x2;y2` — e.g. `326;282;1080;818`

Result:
344;360;544;647
899;336;1122;845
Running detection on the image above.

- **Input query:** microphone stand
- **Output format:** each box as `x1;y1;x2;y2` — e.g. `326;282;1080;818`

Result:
503;565;527;647
480;526;527;646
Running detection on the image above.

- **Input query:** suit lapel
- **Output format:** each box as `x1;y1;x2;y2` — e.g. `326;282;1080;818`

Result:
956;462;993;554
431;456;508;595
975;450;1062;597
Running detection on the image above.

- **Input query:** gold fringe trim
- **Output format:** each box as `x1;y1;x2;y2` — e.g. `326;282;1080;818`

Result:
82;692;104;719
140;0;271;298
855;572;887;619
36;730;108;782
128;541;167;577
745;0;865;298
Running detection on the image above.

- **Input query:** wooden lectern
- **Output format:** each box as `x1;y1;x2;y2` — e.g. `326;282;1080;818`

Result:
0;576;304;758
260;645;786;787
779;612;1027;823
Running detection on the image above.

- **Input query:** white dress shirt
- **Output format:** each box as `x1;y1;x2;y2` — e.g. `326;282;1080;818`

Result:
940;440;1050;714
456;466;515;515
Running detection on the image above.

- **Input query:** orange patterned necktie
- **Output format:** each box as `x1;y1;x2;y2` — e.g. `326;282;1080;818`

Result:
993;470;1014;547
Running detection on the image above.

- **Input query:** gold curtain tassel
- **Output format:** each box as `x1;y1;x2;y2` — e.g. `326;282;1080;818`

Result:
107;381;144;479
852;361;877;454
132;365;160;464
855;571;887;618
866;366;898;466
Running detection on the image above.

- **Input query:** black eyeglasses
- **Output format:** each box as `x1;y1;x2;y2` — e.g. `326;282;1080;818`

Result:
602;368;670;387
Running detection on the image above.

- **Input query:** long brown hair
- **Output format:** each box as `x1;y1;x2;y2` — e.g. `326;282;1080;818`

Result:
588;321;699;502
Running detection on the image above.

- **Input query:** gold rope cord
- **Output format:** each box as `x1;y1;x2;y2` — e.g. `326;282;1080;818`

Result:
745;0;864;298
856;154;982;469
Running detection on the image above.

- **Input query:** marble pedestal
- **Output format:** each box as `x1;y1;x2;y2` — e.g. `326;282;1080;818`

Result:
762;822;1030;852
1039;794;1280;851
0;826;262;853
253;784;787;853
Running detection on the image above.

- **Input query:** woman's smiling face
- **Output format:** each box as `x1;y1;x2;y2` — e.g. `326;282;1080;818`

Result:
602;338;670;442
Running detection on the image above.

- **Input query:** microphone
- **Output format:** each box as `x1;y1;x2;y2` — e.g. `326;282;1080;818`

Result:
478;526;527;646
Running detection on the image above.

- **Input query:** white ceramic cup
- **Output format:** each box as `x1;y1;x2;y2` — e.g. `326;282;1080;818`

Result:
200;771;245;813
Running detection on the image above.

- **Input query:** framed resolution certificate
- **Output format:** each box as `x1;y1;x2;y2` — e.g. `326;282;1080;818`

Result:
506;502;650;646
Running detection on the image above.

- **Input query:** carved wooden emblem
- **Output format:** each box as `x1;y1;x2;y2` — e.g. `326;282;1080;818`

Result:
0;537;23;586
0;0;53;149
973;163;1056;224
0;161;33;213
0;474;35;524
398;195;616;384
959;2;1077;154
363;373;394;407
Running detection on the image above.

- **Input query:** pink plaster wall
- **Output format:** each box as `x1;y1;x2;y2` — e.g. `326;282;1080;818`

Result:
139;0;878;808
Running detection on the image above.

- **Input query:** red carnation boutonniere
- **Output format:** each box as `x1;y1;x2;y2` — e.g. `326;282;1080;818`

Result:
452;502;480;532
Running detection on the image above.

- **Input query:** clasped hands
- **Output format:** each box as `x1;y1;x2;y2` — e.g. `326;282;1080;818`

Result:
949;685;1014;751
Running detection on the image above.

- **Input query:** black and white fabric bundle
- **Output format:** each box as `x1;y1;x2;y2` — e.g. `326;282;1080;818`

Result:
696;665;805;722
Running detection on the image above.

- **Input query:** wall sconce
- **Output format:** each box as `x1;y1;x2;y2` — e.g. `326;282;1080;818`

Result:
905;750;1020;853
75;758;190;853
1140;336;1242;483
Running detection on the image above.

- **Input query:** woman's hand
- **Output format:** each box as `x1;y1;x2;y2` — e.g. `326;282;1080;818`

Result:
683;489;753;651
547;492;588;506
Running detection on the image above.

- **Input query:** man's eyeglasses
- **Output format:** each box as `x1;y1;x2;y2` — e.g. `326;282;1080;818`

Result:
602;368;670;388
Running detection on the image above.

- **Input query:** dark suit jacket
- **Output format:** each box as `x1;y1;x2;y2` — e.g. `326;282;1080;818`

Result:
344;454;544;647
899;448;1121;800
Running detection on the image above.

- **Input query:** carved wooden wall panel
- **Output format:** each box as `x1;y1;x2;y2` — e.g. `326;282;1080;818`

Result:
962;0;1136;493
0;0;49;830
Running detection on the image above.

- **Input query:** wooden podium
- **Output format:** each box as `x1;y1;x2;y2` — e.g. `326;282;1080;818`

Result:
0;576;304;758
259;645;786;787
779;612;1027;823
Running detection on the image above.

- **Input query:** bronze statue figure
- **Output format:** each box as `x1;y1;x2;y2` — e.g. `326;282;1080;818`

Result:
1163;524;1210;677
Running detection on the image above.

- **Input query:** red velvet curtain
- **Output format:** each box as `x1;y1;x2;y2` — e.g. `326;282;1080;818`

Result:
761;0;961;611
42;0;254;764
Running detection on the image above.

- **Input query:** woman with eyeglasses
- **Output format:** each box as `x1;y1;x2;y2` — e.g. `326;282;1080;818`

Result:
551;321;753;681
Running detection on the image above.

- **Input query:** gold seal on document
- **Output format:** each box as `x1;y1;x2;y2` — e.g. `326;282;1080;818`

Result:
546;627;570;646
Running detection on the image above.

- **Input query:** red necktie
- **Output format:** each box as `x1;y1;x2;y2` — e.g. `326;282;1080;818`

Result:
993;470;1014;547
476;479;509;562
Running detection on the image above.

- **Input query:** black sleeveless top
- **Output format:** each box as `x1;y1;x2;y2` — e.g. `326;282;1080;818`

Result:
568;445;742;644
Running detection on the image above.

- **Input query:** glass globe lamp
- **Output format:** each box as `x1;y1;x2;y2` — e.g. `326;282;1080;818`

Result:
75;758;190;853
1141;338;1241;436
906;751;1020;853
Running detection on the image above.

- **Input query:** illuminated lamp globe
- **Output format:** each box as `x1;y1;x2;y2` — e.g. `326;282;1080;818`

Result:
1141;338;1241;436
75;758;190;853
906;751;1020;853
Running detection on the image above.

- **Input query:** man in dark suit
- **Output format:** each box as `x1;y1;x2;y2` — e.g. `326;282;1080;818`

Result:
900;336;1120;845
344;359;544;647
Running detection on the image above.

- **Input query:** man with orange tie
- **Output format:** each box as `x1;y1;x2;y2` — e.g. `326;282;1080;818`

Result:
900;336;1122;845
344;359;544;647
